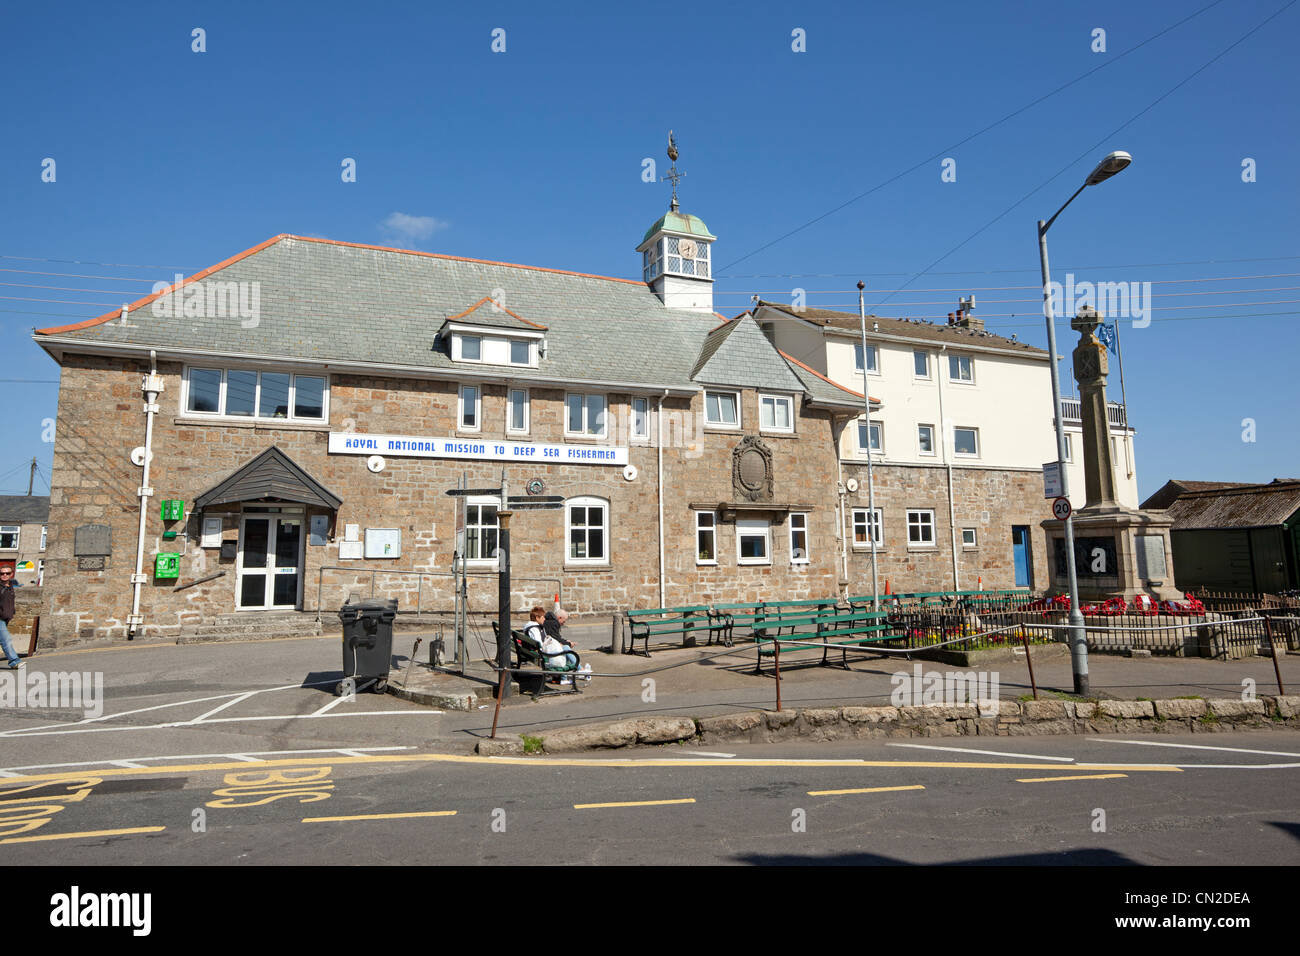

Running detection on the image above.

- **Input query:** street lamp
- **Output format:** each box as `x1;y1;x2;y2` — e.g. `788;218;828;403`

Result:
1037;150;1132;697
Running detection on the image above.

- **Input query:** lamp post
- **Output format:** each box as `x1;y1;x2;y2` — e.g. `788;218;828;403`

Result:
1037;150;1131;697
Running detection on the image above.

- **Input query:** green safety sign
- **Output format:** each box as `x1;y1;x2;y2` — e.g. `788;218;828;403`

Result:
161;499;185;522
154;553;180;579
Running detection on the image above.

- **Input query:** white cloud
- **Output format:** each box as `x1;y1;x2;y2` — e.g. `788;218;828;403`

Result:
379;212;450;243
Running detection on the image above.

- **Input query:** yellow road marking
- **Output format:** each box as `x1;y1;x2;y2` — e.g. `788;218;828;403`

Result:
0;753;1183;786
303;811;457;823
1017;773;1129;783
0;826;166;844
574;798;696;809
807;785;926;796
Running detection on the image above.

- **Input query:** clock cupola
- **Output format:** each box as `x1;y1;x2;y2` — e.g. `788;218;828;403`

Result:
637;131;716;313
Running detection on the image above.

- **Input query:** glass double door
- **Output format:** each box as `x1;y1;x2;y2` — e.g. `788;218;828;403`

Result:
237;515;303;609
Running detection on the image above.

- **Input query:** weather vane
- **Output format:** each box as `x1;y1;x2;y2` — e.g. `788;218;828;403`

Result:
662;130;684;211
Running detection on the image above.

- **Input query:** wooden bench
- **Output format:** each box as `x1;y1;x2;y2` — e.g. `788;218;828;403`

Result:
755;608;895;673
490;621;582;698
625;605;711;656
705;602;764;647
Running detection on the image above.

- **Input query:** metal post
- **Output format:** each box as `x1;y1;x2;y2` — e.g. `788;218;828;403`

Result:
1265;615;1285;696
497;510;513;699
773;637;782;712
1021;630;1039;700
490;667;507;739
1039;220;1089;696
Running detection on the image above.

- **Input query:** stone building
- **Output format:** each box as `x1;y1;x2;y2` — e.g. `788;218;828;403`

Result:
32;200;1073;645
0;495;48;586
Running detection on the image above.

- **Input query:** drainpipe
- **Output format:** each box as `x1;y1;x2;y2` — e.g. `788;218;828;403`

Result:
657;391;667;609
937;344;960;591
834;416;849;588
127;349;163;638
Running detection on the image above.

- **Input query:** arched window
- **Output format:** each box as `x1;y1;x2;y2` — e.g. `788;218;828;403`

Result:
566;497;609;565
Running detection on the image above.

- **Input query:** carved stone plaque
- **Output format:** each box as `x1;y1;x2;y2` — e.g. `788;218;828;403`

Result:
74;523;112;557
732;436;773;502
77;556;106;571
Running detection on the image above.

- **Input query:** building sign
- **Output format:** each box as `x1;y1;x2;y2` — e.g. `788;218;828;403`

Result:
1042;462;1062;499
328;432;628;466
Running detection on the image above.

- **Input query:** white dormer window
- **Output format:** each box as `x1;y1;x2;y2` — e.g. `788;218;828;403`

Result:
453;334;535;366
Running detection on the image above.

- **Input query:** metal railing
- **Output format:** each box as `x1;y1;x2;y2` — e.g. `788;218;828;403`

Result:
313;566;562;624
1058;398;1127;427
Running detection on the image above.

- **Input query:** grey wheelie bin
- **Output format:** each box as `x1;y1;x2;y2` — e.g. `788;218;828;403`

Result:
336;598;398;694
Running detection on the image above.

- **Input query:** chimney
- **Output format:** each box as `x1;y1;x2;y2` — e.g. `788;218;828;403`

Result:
955;295;984;332
947;312;955;326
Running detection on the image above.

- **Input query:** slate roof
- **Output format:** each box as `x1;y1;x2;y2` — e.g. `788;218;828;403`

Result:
1164;481;1300;530
34;235;860;407
691;317;804;393
0;495;49;524
1141;479;1258;511
195;447;342;510
755;301;1048;357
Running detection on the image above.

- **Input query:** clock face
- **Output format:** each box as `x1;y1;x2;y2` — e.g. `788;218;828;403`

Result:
678;238;697;259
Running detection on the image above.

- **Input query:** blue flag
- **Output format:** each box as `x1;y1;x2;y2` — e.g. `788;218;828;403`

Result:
1096;322;1117;355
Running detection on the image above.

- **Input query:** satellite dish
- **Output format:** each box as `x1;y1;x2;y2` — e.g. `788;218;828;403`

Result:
367;455;386;473
130;446;152;466
846;478;860;493
623;465;638;482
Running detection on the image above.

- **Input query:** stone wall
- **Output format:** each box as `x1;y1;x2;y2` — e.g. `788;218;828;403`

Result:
839;461;1049;593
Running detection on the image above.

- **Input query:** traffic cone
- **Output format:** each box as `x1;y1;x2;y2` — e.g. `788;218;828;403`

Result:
978;576;983;591
885;579;891;595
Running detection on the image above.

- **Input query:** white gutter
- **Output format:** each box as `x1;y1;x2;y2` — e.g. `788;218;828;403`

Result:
936;344;960;591
657;391;667;609
31;338;699;397
127;349;163;638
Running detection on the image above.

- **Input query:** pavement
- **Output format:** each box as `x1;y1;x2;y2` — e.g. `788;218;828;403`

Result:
386;619;1300;746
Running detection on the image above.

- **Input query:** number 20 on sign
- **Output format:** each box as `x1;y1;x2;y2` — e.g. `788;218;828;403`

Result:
1051;497;1072;521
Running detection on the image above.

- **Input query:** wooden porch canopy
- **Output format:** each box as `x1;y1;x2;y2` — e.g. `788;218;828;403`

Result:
194;446;342;511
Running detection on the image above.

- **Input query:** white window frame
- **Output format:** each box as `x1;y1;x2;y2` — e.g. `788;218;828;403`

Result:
566;496;609;566
464;498;500;568
789;513;810;564
855;417;883;457
907;509;937;548
948;353;975;383
508;338;532;366
704;389;741;429
961;527;978;548
182;366;330;423
661;235;711;279
564;392;607;438
453;334;482;362
631;397;650;441
40;525;47;551
918;423;936;457
1063;433;1073;463
854;342;880;375
953;426;980;458
506;387;530;435
851;508;882;549
759;393;794;434
736;518;771;566
695;511;717;566
0;525;18;550
913;349;931;380
458;384;482;432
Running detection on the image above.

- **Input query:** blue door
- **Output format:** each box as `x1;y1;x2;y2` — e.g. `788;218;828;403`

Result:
1012;526;1033;588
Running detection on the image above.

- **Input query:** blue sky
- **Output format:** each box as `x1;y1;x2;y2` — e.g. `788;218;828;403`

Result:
2;0;1297;499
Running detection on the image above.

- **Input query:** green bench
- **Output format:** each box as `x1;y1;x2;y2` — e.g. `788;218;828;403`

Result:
625;605;711;656
754;607;895;673
490;621;582;698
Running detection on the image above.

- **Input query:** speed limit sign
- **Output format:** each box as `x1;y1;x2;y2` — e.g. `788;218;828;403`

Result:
1051;496;1072;521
